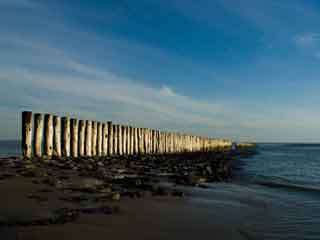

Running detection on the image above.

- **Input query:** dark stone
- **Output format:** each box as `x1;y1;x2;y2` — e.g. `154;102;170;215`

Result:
171;189;184;197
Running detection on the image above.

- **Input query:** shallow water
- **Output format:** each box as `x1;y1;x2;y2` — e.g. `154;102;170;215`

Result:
217;144;320;240
1;141;320;239
0;140;20;157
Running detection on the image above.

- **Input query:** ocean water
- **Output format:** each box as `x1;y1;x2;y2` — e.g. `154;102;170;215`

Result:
0;140;20;157
189;143;320;240
0;142;320;239
233;143;320;240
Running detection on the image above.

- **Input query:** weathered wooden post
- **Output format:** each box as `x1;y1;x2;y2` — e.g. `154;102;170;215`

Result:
44;114;53;158
97;122;102;157
153;130;157;154
133;127;138;155
138;128;143;154
129;126;132;155
53;116;61;158
160;131;164;154
33;113;44;158
156;130;160;154
70;118;78;158
172;132;175;153
127;126;130;155
113;124;118;155
22;111;33;159
145;129;149;154
167;132;170;154
159;131;163;154
85;120;92;157
142;128;147;154
61;117;70;157
147;128;151;154
118;125;123;155
125;126;129;155
127;126;131;155
122;126;127;155
92;121;97;157
102;123;107;156
144;128;148;154
107;122;113;156
150;129;153;153
78;120;86;157
145;128;148;154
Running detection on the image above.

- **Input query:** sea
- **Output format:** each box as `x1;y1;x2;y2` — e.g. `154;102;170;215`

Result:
0;141;320;239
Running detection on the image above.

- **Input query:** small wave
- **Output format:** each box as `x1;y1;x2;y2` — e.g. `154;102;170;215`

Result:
254;178;320;194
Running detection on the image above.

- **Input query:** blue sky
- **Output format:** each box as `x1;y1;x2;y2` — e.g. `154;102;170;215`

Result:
1;0;320;142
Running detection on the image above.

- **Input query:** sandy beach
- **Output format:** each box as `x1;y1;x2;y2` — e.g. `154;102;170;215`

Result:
0;149;256;240
0;177;254;240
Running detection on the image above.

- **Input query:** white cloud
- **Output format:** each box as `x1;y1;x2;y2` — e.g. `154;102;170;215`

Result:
293;33;320;47
1;1;320;142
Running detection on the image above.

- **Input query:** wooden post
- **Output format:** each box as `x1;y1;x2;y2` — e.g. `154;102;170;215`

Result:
146;128;150;154
61;117;70;157
78;120;86;157
122;126;127;155
126;126;130;155
118;125;123;155
153;130;157;154
70;118;78;158
102;123;107;156
134;127;138;155
113;125;118;155
92;121;97;157
147;129;151;154
34;113;44;158
44;114;53;158
129;126;134;155
22;111;32;159
85;120;92;157
156;130;160;154
143;128;147;155
53;116;61;158
138;128;143;155
161;131;164;154
159;131;162;154
107;122;113;156
97;122;102;157
147;128;150;154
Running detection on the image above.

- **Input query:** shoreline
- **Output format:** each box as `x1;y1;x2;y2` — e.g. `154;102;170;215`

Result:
0;147;256;239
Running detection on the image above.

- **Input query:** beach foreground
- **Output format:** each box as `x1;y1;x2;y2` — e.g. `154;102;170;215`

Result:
0;148;255;240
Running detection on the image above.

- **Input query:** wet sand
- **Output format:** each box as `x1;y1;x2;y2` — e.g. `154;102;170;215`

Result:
0;177;254;240
0;149;256;240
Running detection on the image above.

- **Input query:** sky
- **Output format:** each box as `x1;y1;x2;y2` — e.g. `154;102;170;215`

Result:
1;0;320;142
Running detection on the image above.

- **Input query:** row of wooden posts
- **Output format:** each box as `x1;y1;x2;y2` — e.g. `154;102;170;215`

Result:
22;111;232;159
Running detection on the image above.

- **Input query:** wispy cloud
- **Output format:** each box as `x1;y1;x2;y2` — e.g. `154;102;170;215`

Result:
293;33;320;47
1;0;320;142
293;32;320;59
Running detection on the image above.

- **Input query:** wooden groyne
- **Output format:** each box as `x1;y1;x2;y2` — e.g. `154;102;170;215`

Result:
21;111;233;159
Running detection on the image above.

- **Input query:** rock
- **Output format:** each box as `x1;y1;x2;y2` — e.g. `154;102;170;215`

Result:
27;194;49;202
171;189;184;197
198;184;209;189
111;192;121;201
59;195;89;203
97;161;104;167
21;170;37;177
152;186;168;196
